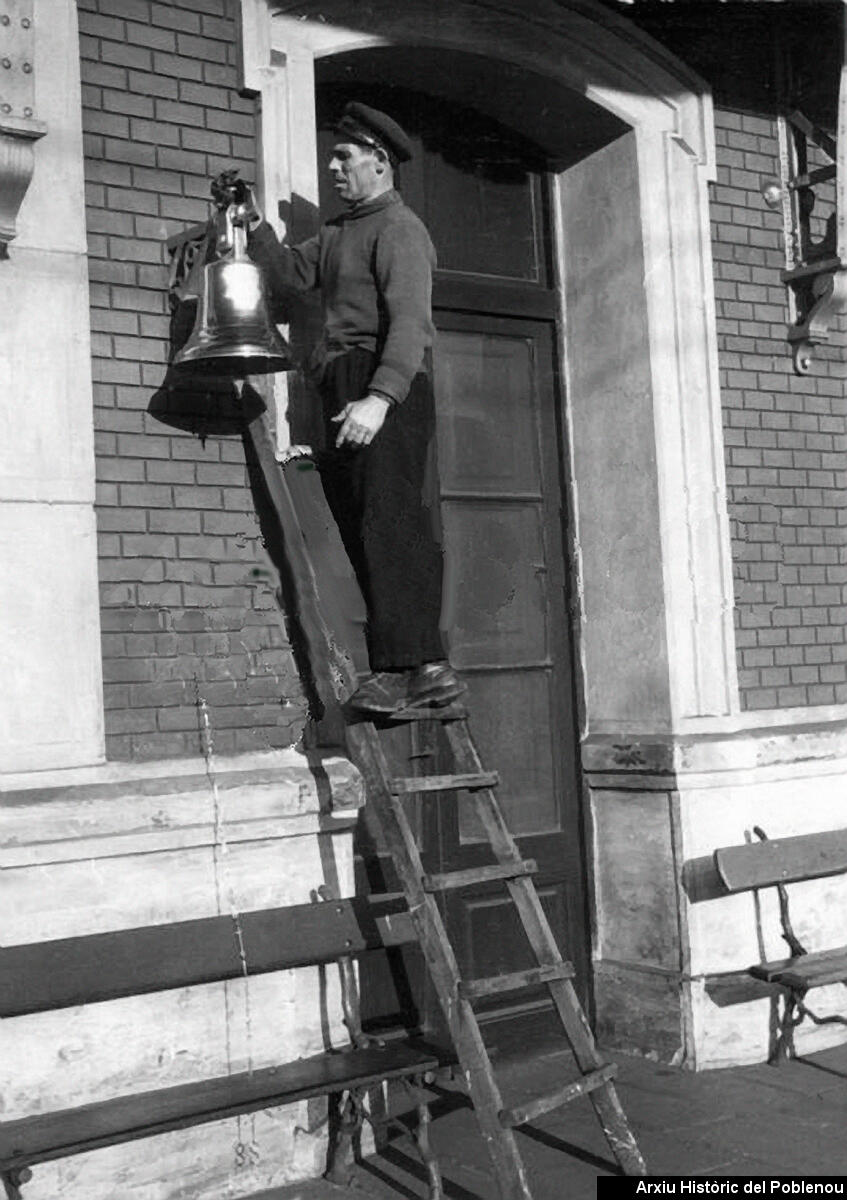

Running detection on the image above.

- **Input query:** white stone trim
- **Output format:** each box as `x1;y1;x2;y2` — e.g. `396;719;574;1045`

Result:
0;747;363;868
0;0;103;772
636;124;738;722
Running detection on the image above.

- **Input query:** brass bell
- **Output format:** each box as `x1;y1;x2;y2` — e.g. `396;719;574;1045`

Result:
173;206;292;376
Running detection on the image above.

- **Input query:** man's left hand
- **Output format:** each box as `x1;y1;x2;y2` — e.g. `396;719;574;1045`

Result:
332;395;391;448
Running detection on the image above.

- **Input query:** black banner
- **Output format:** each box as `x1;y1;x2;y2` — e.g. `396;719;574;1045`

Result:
598;1179;847;1199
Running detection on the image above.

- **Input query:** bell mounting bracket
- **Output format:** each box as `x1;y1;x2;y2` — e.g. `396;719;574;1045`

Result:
771;9;847;374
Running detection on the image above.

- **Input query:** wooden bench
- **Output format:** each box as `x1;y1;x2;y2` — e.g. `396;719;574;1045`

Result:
714;826;847;1060
0;894;447;1199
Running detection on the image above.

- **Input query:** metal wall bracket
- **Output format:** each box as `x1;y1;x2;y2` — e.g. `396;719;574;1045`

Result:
0;0;46;258
773;9;847;374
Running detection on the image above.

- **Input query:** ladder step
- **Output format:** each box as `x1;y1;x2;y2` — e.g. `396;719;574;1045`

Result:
384;703;468;724
459;961;575;1002
422;860;537;892
390;771;499;795
499;1064;618;1129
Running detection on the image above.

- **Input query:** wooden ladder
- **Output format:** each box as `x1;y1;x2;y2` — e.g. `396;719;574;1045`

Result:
245;416;646;1198
345;709;645;1197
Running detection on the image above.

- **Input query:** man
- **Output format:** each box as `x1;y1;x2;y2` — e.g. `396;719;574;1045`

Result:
243;102;464;715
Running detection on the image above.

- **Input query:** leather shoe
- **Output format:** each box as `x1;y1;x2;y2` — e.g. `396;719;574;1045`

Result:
348;671;409;715
405;662;466;709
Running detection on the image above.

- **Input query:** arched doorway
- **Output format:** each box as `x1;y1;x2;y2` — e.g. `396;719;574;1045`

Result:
307;60;628;1042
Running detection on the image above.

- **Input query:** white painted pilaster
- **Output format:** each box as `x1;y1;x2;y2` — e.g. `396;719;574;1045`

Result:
0;0;103;771
238;0;321;453
636;123;739;724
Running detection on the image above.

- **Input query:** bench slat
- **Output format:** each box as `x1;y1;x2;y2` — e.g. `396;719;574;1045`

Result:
750;945;847;991
0;897;416;1018
714;829;847;893
0;1043;439;1170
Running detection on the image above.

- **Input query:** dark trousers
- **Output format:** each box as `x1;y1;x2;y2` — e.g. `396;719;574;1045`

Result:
316;348;445;672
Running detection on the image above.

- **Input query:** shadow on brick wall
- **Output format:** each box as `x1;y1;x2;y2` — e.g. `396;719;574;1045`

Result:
146;287;267;439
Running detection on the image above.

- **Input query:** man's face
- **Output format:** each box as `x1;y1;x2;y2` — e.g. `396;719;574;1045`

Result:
328;141;384;204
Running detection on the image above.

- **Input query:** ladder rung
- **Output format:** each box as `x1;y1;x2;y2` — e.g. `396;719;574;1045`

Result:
499;1064;618;1129
390;771;499;795
459;961;575;1002
421;860;537;892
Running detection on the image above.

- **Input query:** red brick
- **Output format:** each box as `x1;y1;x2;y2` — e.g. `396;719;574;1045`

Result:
159;195;212;222
127;69;179;99
98;457;146;483
104;138;157;167
164;560;215;584
180;126;230;155
113;334;166;361
126;21;176;52
156;706;203;731
131;681;189;707
153;49;203;79
101;0;151;19
119;482;173;507
146;460;196;484
102;657;155;683
155;97;205;125
83;59;129;89
148;509;202;533
111;283;166;310
101;40;152;70
176;32;228;62
151;4;201;32
179;80;228;109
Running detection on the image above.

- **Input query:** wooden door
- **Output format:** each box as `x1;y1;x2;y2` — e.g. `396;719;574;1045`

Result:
315;87;588;1045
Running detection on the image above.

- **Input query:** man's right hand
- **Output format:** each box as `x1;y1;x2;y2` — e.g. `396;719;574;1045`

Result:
210;170;261;228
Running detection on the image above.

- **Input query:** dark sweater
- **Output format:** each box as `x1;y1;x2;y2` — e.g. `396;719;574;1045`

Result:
247;189;436;404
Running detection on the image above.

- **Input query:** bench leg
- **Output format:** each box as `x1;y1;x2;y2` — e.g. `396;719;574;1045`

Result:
413;1091;444;1200
325;1087;365;1187
2;1168;32;1200
771;991;804;1063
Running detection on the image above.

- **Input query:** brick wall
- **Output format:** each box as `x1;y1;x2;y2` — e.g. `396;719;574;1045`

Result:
712;108;847;710
78;0;307;759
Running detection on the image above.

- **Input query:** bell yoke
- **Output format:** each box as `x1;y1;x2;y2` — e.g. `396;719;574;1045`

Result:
199;103;464;715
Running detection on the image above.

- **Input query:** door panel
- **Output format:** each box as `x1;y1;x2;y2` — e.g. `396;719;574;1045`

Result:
441;501;549;668
433;330;543;495
457;670;560;841
422;158;545;283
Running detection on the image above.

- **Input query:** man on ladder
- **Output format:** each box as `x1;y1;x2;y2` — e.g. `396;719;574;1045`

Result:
234;102;464;716
223;102;646;1199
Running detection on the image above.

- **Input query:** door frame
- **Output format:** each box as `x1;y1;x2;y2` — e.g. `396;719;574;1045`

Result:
238;0;738;734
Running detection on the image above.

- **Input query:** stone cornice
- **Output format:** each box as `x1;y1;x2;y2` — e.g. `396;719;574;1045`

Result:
582;711;847;787
0;748;364;867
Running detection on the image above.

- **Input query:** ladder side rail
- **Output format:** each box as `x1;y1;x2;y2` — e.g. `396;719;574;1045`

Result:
345;723;534;1200
245;416;357;709
445;724;647;1177
444;723;587;969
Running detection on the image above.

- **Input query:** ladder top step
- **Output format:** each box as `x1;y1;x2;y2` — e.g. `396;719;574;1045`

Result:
390;771;499;795
350;704;469;725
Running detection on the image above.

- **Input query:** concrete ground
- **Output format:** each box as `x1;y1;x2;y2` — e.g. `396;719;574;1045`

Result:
251;1040;847;1199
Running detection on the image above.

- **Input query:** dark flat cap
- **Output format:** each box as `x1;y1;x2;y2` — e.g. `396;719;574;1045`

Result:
334;102;413;164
